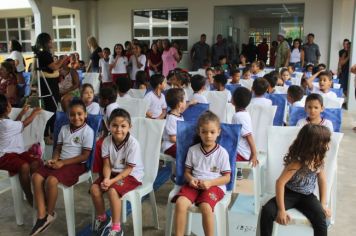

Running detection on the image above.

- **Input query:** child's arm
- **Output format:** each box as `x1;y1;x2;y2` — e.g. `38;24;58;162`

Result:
15;104;30;121
109;165;133;186
275;162;301;225
184;167;199;189
100;157;112;190
51;149;91;169
158;109;167;119
198;173;230;190
168;135;176;143
18;107;42;128
318;169;331;218
246;134;258;167
46;144;62;167
306;70;324;90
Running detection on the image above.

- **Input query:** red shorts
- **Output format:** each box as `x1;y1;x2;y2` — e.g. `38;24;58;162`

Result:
0;151;43;176
36;163;87;187
236;153;249;162
101;82;114;88
112;73;128;84
172;184;224;211
92;137;105;174
164;144;177;159
93;174;142;197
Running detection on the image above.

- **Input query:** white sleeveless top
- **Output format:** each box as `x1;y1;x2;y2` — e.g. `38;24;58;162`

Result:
290;48;301;63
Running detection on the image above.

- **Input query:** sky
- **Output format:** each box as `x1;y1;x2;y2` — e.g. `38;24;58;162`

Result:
0;0;31;10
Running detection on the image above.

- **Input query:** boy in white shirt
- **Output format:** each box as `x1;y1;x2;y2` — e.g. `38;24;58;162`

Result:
307;70;337;99
144;74;167;119
190;74;208;104
287;85;305;107
116;77;132;98
213;74;232;102
250;78;272;106
99;87;119;129
99;48;112;87
228;69;241;85
231;87;258;180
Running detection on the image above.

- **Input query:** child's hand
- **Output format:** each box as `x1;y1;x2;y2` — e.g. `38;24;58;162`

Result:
198;180;211;190
101;178;111;191
51;160;64;169
46;159;55;167
189;179;199;189
322;205;331;218
21;104;30;114
250;154;259;167
146;111;153;119
31;107;42;116
276;210;290;225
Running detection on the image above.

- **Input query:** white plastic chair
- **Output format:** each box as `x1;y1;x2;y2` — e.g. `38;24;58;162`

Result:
240;79;254;90
203;91;229;123
323;97;344;109
82;72;100;95
263;126;343;236
116;97;150;118
274;86;288;94
120;118;165;236
6;108;53;225
128;89;146;99
291;72;303;86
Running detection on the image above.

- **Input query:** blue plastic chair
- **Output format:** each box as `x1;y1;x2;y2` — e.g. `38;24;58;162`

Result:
330;88;343;97
267;94;287;126
225;83;241;95
182;103;209;122
288;107;342;132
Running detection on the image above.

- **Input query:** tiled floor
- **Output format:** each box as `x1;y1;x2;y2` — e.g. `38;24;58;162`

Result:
0;111;355;236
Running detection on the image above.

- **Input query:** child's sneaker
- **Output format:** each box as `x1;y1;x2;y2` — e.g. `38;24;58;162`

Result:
107;229;124;236
236;168;243;180
29;212;57;236
92;216;111;236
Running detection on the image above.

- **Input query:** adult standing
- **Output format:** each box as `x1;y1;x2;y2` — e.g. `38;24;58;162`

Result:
147;42;162;76
244;37;258;63
161;39;180;78
35;32;68;144
275;32;290;69
86;36;102;72
211;34;228;66
338;39;351;94
8;39;26;99
269;41;278;67
257;38;269;64
303;33;321;66
289;38;304;68
190;34;210;71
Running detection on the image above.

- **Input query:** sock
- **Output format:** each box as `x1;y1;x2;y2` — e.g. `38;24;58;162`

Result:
97;214;107;222
111;223;121;231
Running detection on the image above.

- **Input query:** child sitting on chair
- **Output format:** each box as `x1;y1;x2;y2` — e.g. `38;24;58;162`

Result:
213;74;232;102
250;78;272;106
81;83;100;115
228;69;241;85
116;77;131;98
232;87;258;180
31;100;94;236
190;74;208;104
264;71;279;94
205;67;215;91
296;93;334;132
260;124;331;236
307;70;337;99
99;86;119;128
90;108;144;236
0;95;42;206
173;111;231;236
162;88;186;158
287;85;304;107
144;74;167;119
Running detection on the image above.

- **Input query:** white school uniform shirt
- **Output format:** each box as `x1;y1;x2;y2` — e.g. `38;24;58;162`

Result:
99;58;112;83
57;124;94;161
101;134;144;182
185;143;231;192
221;89;232;103
311;87;337;99
0;119;25;157
250;97;272;106
109;56;128;74
129;54;146;81
119;93;131;98
231;110;253;160
161;113;184;152
292;100;304;107
144;91;167;119
9;51;25;72
190;93;208;104
253;71;265;78
105;102;120;123
86;102;100;115
296;118;334;132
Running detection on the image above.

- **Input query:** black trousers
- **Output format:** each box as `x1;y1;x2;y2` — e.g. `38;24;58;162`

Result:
39;77;60;137
260;188;327;236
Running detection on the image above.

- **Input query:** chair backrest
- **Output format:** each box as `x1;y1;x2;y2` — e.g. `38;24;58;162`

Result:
175;121;241;191
128;89;146;99
240;79;254;90
225;84;241;96
182;103;209;122
247;104;277;153
131;117;165;185
53;112;103;169
266;126;343;200
288;106;342;132
82;72;100;95
184;86;194;101
330;88;343;98
116;97;149;118
323;97;344;108
267;93;287;126
291;72;303;86
203;91;229;122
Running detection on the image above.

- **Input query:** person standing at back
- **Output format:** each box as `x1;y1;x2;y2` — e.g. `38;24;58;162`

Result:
87;36;102;73
275;32;290;69
303;33;321;66
211;34;228;66
257;38;269;64
190;34;210;71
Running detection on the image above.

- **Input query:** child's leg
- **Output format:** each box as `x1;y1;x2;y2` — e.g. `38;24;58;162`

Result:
199;203;214;236
90;183;106;216
107;188;122;229
174;196;192;236
18;162;33;203
32;173;47;219
45;176;59;216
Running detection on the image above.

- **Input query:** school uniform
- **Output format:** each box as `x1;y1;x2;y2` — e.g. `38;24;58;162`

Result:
291;100;304;107
109;56;128;83
36;123;94;186
162;113;184;158
0;119;42;175
93;134;144;197
172;143;231;211
311;87;337;99
296;117;334;132
221;89;232;103
99;58;112;84
190;93;208;104
86;102;100;115
250;96;272;106
144;91;167;119
232;110;253;161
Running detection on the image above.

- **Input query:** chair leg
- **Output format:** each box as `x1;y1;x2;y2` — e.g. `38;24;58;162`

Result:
149;191;160;229
253;166;261;215
185;211;192;235
62;187;75;236
121;199;127;223
165;201;174;236
272;221;279;236
130;195;143;236
215;205;227;236
9;175;24;225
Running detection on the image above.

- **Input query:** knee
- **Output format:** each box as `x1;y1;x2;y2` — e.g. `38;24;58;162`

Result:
261;204;276;219
20;163;30;175
90;184;101;197
45;176;59;187
32;173;43;184
199;203;213;214
175;197;190;212
107;188;119;198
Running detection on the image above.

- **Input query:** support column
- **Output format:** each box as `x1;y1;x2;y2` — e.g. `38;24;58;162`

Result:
347;2;356;111
28;0;53;37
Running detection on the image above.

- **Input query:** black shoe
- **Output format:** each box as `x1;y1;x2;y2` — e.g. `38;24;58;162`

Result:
92;216;111;236
29;212;57;236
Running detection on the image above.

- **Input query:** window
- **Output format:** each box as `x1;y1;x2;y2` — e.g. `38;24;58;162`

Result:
52;14;76;54
280;23;304;40
133;8;189;51
0;16;34;53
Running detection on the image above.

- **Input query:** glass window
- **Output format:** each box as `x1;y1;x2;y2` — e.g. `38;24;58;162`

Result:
0;43;7;53
134;11;150;24
8;30;19;40
152;10;168;23
52;15;77;53
152;26;168;37
171;27;188;37
0;31;6;41
21;30;31;40
7;18;18;28
171;9;188;22
134;27;150;38
172;39;188;51
58;28;72;39
0;19;5;29
58;15;71;26
60;41;75;52
22;42;32;52
52;16;57;27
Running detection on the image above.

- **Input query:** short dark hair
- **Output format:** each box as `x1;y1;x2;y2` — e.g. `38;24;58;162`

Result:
99;86;117;103
103;47;110;53
109;108;131;125
318;71;332;81
0;94;8;116
231;69;240;76
81;83;95;94
116;77;131;94
287;85;304;102
307;33;315;38
232;87;252;109
68;99;86;113
10;39;22;52
166;88;185;109
305;93;323;107
218;55;227;61
136;71;148;86
150;74;165;89
213;74;227;86
252;78;269;96
191;74;206;92
201;34;206;38
263;71;278;88
242;67;250;75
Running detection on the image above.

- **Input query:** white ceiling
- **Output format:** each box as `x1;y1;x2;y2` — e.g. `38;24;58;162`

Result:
0;0;30;10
